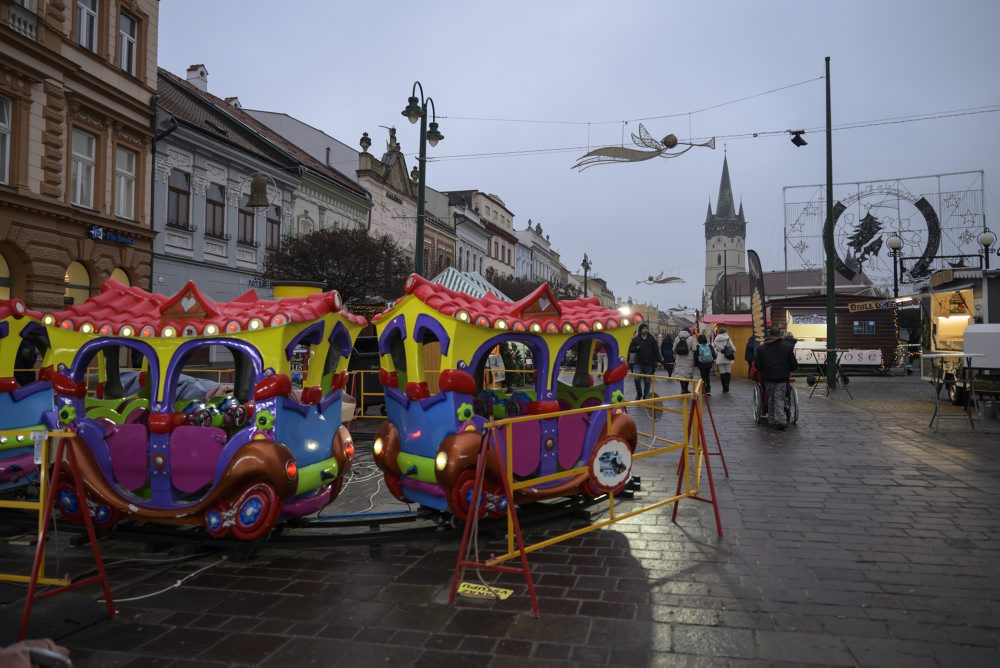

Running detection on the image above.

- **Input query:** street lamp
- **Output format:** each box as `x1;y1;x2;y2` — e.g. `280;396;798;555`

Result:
979;227;996;270
401;81;444;276
886;233;904;298
581;253;592;297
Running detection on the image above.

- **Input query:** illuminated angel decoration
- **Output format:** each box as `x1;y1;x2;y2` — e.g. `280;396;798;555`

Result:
636;271;685;286
573;124;715;171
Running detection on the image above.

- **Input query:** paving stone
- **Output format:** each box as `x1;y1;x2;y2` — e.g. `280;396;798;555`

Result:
671;624;757;659
195;632;288;664
134;628;222;659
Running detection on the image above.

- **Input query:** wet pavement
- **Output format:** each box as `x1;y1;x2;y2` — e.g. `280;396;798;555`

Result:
2;374;999;666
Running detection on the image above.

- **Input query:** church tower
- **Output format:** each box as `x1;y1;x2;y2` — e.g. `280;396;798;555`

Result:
704;156;747;313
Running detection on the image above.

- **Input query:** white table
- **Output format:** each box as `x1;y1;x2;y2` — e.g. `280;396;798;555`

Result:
922;352;986;431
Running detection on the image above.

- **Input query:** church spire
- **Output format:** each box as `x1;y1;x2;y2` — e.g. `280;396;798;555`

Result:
705;199;713;223
716;156;736;219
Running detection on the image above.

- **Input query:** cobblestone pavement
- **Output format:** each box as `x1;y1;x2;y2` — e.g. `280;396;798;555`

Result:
2;374;999;666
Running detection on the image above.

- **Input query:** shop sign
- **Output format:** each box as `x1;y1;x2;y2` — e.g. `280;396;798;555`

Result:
848;300;898;313
239;277;271;289
88;225;135;246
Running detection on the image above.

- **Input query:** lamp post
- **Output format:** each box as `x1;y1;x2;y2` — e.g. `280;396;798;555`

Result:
581;253;592;297
979;227;996;270
886;233;903;298
401;81;444;277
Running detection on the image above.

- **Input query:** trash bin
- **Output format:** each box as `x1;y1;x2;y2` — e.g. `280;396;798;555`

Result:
979;396;999;421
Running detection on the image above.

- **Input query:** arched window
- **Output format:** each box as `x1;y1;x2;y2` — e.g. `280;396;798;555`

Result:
64;262;91;306
110;268;130;286
0;251;10;299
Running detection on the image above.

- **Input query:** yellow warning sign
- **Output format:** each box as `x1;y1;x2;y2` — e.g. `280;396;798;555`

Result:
457;582;513;600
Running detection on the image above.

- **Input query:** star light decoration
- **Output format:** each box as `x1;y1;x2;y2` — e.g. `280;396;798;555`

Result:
943;192;964;211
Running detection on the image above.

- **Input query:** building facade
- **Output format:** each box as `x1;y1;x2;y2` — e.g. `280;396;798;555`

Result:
446;189;516;280
1;0;159;308
448;192;488;276
516;219;562;284
704;156;747;314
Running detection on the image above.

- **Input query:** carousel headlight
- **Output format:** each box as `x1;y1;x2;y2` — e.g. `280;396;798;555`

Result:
435;451;448;472
119;325;135;337
248;318;263;330
162;326;176;338
80;323;94;334
204;323;219;335
42;314;56;326
373;437;384;456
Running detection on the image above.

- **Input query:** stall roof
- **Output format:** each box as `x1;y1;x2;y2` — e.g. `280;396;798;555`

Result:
702;314;771;326
429;267;510;301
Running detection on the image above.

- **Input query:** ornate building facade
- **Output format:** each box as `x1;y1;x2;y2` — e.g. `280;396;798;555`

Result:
0;0;159;308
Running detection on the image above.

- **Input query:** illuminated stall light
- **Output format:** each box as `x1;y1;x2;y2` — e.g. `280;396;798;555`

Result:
42;314;56;326
512;321;526;332
475;315;491;327
545;321;559;334
248;318;263;330
494;319;508;330
162;326;177;338
404;275;417;292
578;322;590;332
621;318;630;326
119;325;135;337
140;325;156;338
98;324;114;335
562;322;574;334
634;313;644;323
530;322;542;333
226;321;241;333
607;318;618;329
331;291;343;310
204;323;219;335
455;310;471;323
79;323;94;334
594;321;604;330
59;320;73;330
270;314;288;327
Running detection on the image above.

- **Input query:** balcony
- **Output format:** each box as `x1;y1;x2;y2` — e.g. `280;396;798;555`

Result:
7;2;37;41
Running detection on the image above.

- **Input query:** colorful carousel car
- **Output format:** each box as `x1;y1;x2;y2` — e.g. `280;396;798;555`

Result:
0;299;50;492
372;275;639;521
44;280;365;540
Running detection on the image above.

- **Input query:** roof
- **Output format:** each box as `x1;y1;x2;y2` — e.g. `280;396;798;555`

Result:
429;267;510;301
157;69;367;200
703;314;772;326
374;274;637;334
45;280;366;336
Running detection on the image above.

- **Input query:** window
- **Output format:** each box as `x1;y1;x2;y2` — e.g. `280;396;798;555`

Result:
119;12;137;75
77;0;97;51
266;206;281;249
205;183;225;238
71;128;96;208
115;146;136;219
0;96;9;185
237;202;254;245
853;320;876;335
64;261;90;306
167;170;190;229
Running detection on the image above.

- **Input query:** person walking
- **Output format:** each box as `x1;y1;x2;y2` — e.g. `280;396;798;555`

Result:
595;341;608;375
672;329;695;394
628;323;661;399
660;334;675;377
693;333;717;395
754;326;799;429
713;327;736;393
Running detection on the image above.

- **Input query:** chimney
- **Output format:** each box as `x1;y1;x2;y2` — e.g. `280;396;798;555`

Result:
186;64;208;92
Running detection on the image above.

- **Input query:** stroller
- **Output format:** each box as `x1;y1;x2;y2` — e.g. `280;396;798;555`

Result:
750;364;799;426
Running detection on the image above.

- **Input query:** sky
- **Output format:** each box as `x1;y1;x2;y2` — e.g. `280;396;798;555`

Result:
158;0;1000;311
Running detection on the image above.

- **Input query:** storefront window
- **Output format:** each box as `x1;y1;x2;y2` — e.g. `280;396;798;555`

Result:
64;261;91;307
110;268;130;286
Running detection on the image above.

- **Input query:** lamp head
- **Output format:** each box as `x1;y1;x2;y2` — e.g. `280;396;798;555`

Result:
426;121;443;147
886;234;904;251
402;96;422;124
979;228;997;249
789;130;807;147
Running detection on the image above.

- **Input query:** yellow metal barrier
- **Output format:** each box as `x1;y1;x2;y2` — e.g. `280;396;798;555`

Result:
0;430;75;587
482;374;713;565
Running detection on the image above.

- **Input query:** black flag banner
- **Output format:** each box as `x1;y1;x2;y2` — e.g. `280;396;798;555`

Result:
747;250;767;343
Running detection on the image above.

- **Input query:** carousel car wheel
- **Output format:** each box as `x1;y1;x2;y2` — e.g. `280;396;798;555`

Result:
448;468;487;523
230;482;281;541
226;402;249;428
90;500;120;529
204;506;230;538
54;480;83;524
379;404;387;416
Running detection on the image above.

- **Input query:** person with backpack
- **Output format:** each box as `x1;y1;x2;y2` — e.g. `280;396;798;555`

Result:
694;333;717;395
660;334;675;377
672;329;695;394
627;322;662;399
712;327;736;393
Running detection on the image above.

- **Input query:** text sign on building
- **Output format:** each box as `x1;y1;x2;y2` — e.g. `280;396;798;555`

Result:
847;300;897;313
88;225;135;246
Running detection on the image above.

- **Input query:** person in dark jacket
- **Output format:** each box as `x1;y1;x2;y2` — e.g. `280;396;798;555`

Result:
744;336;759;370
754;327;798;428
660;335;675;377
693;333;717;396
628;323;661;399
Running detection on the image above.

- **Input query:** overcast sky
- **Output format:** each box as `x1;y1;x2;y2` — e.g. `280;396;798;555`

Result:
158;0;1000;311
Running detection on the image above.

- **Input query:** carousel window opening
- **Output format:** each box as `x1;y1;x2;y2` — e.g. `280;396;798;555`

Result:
167;169;190;229
76;342;153;428
14;326;48;387
64;261;91;307
416;330;442;395
172;343;256;433
385;329;407;387
0;251;10;300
